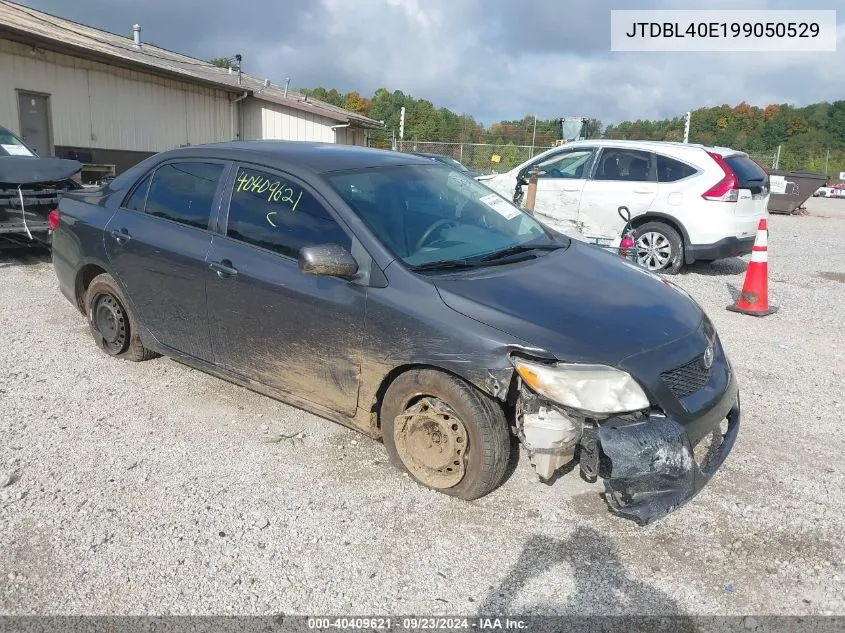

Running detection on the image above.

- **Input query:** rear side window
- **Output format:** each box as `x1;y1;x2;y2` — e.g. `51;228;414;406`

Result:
225;166;351;259
594;149;653;181
656;155;697;182
124;173;151;211
724;156;767;187
143;162;223;230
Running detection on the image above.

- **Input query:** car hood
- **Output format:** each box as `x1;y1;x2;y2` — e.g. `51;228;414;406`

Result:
0;156;82;185
433;241;704;365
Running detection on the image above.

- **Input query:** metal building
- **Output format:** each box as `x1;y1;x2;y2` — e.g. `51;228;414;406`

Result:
0;1;383;178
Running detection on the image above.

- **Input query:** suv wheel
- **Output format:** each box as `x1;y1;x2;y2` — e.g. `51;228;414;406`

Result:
635;221;684;274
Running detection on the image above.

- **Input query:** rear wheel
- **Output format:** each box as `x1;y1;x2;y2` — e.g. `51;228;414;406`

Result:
381;369;511;500
635;221;684;274
84;273;159;361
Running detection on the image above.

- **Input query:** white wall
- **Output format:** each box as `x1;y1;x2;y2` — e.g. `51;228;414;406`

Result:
334;126;370;147
242;99;335;143
0;38;235;153
242;99;370;146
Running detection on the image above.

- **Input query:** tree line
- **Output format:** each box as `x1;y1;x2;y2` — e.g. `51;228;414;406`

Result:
298;87;598;148
249;73;844;179
605;101;845;177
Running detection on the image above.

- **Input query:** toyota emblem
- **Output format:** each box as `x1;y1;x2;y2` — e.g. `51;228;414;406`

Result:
703;344;714;369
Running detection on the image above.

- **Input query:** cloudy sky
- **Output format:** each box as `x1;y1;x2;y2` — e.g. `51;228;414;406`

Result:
15;0;845;125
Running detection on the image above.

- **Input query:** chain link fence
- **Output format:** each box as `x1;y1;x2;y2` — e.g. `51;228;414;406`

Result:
387;142;842;181
394;141;553;175
750;149;843;177
748;153;778;169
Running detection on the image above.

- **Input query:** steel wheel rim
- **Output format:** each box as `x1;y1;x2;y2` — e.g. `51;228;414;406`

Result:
94;294;128;354
393;397;468;488
636;231;672;270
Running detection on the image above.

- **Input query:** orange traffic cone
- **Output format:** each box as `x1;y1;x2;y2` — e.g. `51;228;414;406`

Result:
727;218;778;317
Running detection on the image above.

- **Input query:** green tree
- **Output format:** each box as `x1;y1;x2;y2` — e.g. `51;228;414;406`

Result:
208;57;234;68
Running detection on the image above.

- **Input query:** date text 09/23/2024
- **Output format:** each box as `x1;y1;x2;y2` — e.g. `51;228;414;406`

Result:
307;618;527;630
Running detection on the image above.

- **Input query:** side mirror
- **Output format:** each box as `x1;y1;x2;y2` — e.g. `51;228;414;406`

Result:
298;244;359;278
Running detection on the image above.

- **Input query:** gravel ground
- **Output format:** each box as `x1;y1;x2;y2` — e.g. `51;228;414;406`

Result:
1;198;844;616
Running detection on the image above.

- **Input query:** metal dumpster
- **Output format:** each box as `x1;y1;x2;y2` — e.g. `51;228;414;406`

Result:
767;170;828;214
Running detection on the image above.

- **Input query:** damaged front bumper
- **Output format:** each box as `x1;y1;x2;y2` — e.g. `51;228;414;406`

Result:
593;395;739;525
516;377;740;526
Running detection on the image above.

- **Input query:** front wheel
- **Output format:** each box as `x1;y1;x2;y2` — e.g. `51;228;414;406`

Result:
380;369;511;500
634;221;684;274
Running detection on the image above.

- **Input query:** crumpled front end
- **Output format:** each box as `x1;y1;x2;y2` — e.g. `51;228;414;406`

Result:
514;369;740;526
596;396;740;525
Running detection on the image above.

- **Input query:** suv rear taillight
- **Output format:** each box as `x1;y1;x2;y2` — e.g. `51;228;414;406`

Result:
702;152;739;202
48;209;60;230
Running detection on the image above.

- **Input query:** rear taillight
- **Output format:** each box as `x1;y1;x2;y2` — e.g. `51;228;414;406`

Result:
48;209;60;230
702;152;739;202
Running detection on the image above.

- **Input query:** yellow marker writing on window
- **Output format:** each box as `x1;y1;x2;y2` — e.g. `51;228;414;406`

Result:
266;211;277;227
280;187;303;211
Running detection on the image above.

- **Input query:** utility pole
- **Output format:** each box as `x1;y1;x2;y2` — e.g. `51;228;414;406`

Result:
774;145;781;170
825;148;830;175
683;111;691;143
530;115;537;159
399;107;405;145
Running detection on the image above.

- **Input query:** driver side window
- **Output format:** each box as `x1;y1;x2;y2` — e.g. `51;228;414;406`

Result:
532;149;594;179
225;166;351;259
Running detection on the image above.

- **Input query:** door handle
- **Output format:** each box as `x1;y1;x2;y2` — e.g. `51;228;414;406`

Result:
210;260;238;279
634;188;655;194
562;186;581;192
109;228;131;244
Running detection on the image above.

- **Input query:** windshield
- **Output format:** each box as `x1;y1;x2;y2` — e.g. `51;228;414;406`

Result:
440;156;469;172
0;128;36;157
327;164;562;268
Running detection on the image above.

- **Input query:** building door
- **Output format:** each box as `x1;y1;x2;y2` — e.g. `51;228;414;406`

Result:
17;92;52;156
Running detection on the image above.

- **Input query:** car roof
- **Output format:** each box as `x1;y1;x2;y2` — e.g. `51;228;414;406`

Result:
510;139;748;173
555;138;746;156
152;140;434;174
410;152;450;159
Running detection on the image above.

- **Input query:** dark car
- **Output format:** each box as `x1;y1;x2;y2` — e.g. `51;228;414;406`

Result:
51;141;739;525
0;125;82;248
408;151;484;178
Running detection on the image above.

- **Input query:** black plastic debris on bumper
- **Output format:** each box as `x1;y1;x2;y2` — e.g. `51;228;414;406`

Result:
596;398;740;526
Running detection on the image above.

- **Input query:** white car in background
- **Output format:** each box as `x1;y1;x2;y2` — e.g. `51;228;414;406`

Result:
477;139;770;273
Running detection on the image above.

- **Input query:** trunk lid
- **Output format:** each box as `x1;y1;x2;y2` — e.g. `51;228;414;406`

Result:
724;153;769;239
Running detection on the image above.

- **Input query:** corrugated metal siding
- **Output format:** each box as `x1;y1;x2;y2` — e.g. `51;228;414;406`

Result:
244;99;372;146
0;38;234;152
254;100;337;143
240;100;264;141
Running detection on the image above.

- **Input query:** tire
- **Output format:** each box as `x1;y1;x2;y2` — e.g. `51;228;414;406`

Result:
84;273;159;362
634;221;684;274
380;369;511;500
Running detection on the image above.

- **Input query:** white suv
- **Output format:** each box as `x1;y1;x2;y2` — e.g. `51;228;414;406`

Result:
477;139;770;273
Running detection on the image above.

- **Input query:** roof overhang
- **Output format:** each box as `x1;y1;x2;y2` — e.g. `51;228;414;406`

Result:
250;92;383;129
1;22;385;130
0;24;243;94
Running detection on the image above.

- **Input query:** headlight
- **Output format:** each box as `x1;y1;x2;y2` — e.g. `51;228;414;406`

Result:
513;357;650;416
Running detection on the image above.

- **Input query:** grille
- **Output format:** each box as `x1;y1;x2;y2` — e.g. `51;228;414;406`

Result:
661;354;713;399
0;182;70;210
